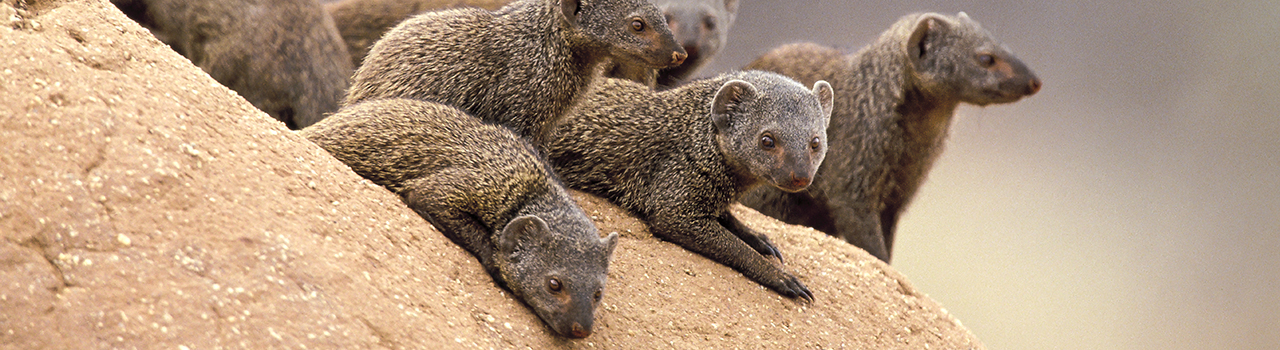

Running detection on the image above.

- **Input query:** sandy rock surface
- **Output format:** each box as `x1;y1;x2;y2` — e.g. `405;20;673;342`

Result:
0;0;982;348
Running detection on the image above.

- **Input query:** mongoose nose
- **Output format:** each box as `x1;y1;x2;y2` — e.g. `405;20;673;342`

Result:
569;322;591;338
790;176;811;190
671;51;687;66
1027;77;1042;95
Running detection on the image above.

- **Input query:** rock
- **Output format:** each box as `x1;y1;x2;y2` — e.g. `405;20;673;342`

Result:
0;0;983;348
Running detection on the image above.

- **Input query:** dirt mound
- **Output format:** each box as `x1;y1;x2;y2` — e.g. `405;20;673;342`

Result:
0;0;982;348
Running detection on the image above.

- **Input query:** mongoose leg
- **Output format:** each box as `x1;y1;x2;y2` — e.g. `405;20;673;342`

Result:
650;213;812;301
718;212;783;263
402;178;501;280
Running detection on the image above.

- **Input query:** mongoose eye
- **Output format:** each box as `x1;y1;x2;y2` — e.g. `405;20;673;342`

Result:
631;18;646;32
548;278;562;292
760;134;775;149
977;54;996;67
593;289;603;301
810;137;821;151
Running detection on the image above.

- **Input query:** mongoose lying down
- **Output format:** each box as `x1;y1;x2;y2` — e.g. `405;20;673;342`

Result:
740;12;1042;262
345;0;686;145
301;98;618;338
545;71;834;301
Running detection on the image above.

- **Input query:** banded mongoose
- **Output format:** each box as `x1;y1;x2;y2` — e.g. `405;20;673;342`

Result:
300;98;618;338
325;0;732;89
345;0;687;145
112;0;352;129
652;0;739;88
544;71;834;301
739;12;1042;262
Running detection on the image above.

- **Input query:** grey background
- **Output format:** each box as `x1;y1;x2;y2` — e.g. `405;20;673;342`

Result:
699;1;1280;349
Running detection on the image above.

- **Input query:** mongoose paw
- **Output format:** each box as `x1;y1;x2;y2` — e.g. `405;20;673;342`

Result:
778;273;813;302
747;234;784;264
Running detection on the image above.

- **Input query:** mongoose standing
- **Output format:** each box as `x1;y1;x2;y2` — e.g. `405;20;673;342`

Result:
345;0;686;145
300;98;619;338
545;71;834;301
739;12;1042;262
112;0;353;129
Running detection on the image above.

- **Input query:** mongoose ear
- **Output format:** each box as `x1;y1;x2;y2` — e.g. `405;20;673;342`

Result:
600;232;619;258
710;79;757;132
812;80;835;118
907;15;946;61
724;0;740;16
559;0;581;27
498;215;553;254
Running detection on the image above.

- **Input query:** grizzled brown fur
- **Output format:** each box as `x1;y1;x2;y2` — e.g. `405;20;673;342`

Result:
325;0;728;89
344;0;686;145
301;98;618;338
740;12;1042;262
324;0;509;67
113;0;352;129
545;71;834;301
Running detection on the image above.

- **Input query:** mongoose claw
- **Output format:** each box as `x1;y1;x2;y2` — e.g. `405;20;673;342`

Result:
779;274;814;302
747;234;784;263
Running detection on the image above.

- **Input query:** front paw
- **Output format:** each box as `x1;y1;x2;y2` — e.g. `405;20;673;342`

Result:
742;233;784;263
774;272;813;302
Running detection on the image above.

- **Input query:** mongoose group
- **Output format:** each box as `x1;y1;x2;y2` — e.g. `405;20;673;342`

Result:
114;0;1042;339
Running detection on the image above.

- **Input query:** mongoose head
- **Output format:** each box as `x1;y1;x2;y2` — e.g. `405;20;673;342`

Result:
656;0;739;83
496;214;619;338
560;0;687;69
711;73;835;193
904;12;1042;106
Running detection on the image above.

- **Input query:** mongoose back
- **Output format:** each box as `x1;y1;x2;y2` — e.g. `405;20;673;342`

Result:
325;0;730;89
324;0;509;67
345;0;686;145
300;98;618;338
112;0;353;129
739;12;1042;262
545;71;834;301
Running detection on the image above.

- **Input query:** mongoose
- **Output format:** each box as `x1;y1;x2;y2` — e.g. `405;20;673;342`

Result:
300;98;618;338
739;12;1042;262
652;0;739;88
544;71;834;301
112;0;353;129
326;0;725;89
345;0;686;145
323;0;510;67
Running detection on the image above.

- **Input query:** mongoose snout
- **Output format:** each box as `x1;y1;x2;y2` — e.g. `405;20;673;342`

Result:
671;50;688;66
569;322;590;338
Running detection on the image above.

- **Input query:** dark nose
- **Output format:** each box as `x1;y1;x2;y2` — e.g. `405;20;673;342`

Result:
569;322;591;338
789;175;811;189
1027;77;1042;95
671;50;687;66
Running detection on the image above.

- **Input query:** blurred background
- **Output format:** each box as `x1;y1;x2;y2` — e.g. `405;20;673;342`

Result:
700;1;1280;349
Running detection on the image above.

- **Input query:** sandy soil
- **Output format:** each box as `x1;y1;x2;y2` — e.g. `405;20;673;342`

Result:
0;0;982;348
